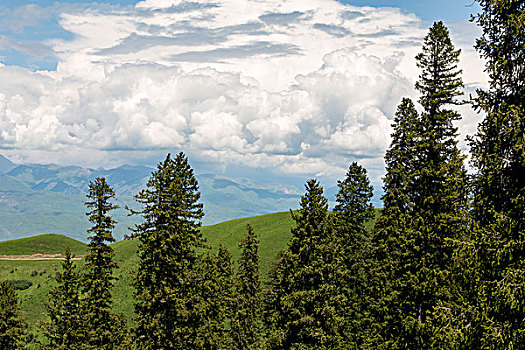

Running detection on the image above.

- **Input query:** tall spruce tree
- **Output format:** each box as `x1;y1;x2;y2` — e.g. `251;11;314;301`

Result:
468;0;525;346
366;98;420;349
410;21;468;343
413;21;466;220
83;177;124;349
231;224;262;350
0;280;27;350
265;179;346;349
333;162;374;347
44;247;84;349
369;22;468;349
131;152;206;349
379;98;420;214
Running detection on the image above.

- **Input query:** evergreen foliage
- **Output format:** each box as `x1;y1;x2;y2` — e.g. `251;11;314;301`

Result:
44;247;84;349
381;97;420;214
193;246;235;349
231;224;262;350
369;21;468;349
334;162;374;228
365;98;421;348
413;21;466;219
214;245;235;347
410;22;468;347
4;4;525;347
333;162;374;347
131;152;207;349
0;280;27;350
466;0;525;346
83;177;125;349
265;179;346;349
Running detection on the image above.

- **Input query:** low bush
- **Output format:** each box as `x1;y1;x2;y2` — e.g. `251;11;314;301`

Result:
9;280;33;290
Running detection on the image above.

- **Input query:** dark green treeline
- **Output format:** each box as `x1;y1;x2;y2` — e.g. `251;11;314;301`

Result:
1;1;523;348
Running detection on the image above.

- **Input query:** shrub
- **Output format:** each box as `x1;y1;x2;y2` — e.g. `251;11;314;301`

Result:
8;280;33;291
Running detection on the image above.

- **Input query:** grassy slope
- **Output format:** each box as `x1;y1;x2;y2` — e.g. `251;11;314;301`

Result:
110;211;294;324
1;210;379;327
0;260;61;323
0;234;87;256
0;212;295;326
0;235;88;324
201;211;294;273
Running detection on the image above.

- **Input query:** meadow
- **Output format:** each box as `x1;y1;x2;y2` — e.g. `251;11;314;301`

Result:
0;211;298;326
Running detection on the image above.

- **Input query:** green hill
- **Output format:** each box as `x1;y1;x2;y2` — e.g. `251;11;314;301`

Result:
0;234;87;256
109;211;295;324
0;210;378;328
0;212;296;326
202;211;294;272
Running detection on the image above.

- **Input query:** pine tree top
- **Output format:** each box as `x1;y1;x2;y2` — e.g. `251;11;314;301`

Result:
85;177;118;245
131;152;204;237
334;162;374;227
416;21;463;118
292;179;328;230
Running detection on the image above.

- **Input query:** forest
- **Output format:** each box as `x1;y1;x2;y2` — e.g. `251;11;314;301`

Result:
1;1;524;349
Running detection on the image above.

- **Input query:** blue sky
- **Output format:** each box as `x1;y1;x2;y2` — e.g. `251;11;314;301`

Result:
0;0;480;70
0;1;137;69
341;0;479;22
0;0;479;18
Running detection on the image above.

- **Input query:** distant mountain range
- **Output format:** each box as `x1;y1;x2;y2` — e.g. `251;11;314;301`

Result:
0;154;306;242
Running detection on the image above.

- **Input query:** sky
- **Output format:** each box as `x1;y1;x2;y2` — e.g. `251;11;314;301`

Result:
0;0;486;194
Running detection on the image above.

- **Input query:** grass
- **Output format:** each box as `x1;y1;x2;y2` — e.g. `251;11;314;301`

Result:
0;234;87;256
109;211;295;325
0;234;87;328
0;260;63;324
202;211;294;274
1;210;379;328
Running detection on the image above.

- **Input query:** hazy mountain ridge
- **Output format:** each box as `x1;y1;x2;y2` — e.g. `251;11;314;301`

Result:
0;155;303;241
0;161;152;196
0;155;16;174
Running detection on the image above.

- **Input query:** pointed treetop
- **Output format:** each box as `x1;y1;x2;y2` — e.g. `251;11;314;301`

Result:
292;179;328;228
334;162;374;226
85;177;118;244
416;21;463;116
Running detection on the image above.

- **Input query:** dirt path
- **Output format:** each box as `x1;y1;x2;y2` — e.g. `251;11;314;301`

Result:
0;254;85;261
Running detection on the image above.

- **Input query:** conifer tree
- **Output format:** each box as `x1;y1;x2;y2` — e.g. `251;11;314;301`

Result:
265;179;346;349
381;98;420;214
214;245;235;347
410;22;468;343
231;224;262;350
131;152;206;349
335;162;374;228
83;177;124;349
44;247;84;349
413;21;466;219
467;0;525;346
194;246;235;349
333;162;374;347
0;280;27;350
369;22;468;349
366;98;420;349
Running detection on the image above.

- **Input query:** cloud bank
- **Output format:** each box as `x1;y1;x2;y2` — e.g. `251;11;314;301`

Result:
0;0;486;189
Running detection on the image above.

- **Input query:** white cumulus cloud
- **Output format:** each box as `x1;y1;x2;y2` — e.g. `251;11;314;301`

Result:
0;0;487;190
